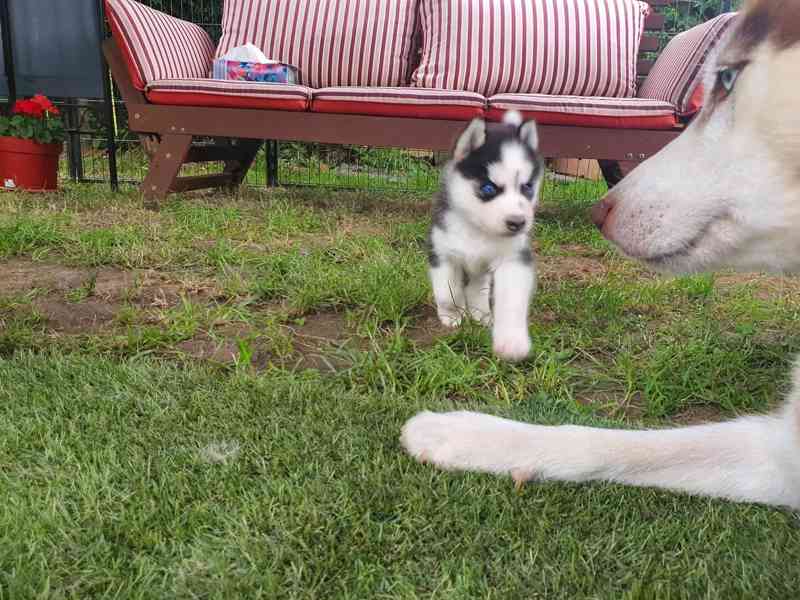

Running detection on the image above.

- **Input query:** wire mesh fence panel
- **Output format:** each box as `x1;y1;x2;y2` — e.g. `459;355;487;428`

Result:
45;0;742;198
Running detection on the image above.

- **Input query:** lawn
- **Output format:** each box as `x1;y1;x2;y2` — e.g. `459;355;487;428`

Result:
1;180;799;599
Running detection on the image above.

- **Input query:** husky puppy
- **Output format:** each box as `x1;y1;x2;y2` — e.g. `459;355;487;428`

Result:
428;111;544;362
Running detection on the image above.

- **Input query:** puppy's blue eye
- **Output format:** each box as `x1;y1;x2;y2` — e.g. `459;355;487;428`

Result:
521;182;535;197
480;182;497;197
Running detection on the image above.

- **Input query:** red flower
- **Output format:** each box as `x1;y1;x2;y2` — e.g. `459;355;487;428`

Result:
10;95;59;118
12;99;44;117
31;94;56;114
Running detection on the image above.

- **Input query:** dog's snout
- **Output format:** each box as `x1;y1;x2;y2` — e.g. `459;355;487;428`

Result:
505;216;526;233
591;194;616;230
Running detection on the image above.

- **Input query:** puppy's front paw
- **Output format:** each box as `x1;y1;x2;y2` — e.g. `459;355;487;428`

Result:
437;309;463;328
492;329;531;362
468;307;493;326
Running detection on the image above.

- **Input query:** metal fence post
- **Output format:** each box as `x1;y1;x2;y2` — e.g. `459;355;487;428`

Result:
266;140;279;187
97;0;118;190
0;0;16;107
65;101;84;181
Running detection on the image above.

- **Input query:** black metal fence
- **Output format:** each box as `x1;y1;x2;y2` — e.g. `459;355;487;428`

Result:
56;0;739;195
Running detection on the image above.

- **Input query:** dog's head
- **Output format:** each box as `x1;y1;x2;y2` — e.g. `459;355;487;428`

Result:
594;0;800;274
445;111;544;238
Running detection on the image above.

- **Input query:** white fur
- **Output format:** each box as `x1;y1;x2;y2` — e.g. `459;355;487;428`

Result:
401;375;800;508
453;119;487;163
406;16;800;509
491;259;535;361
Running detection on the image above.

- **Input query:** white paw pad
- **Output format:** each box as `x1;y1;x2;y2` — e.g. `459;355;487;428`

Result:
492;331;531;362
400;410;526;474
437;310;463;328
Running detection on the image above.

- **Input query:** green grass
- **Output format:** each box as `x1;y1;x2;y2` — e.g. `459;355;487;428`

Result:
1;181;800;598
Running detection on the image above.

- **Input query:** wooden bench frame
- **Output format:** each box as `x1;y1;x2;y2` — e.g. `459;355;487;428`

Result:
103;0;682;206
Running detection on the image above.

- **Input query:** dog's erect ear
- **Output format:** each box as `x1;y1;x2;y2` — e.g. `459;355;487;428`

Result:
519;120;539;151
453;118;486;162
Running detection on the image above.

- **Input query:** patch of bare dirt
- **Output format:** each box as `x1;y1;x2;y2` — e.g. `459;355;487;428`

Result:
281;311;358;371
404;305;451;347
174;311;359;372
670;405;731;426
34;298;118;333
576;389;731;426
3;259;90;294
176;323;253;364
539;255;608;283
1;259;226;333
715;273;800;300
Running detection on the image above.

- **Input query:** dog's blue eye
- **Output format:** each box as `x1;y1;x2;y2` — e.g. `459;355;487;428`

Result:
718;67;740;93
480;182;498;197
521;182;535;197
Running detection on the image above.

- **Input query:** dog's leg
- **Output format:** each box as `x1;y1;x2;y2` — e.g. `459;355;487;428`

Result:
430;261;466;328
465;272;492;325
401;394;800;509
491;260;535;361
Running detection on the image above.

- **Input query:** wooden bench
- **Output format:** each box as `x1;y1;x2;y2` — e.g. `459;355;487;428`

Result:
103;0;737;205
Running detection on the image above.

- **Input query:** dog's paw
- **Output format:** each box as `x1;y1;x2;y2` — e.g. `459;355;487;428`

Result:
401;410;530;475
468;307;493;326
437;310;463;328
492;330;531;362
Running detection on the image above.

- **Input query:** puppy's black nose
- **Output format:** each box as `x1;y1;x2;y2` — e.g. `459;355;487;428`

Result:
505;217;526;233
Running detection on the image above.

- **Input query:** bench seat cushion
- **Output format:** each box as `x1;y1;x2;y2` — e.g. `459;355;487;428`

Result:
488;94;677;129
146;79;312;111
311;87;486;120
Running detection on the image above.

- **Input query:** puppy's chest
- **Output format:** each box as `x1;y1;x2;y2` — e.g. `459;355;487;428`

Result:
434;227;519;275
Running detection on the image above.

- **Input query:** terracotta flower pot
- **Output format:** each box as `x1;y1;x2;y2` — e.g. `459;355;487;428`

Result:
0;136;62;192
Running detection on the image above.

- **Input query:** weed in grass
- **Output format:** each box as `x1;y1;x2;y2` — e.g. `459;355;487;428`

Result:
65;272;98;303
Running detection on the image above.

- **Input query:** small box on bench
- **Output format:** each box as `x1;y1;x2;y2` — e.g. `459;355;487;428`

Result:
212;59;298;84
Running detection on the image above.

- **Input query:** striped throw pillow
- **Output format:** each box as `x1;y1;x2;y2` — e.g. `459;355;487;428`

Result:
638;13;738;116
216;0;419;89
412;0;651;98
105;0;215;91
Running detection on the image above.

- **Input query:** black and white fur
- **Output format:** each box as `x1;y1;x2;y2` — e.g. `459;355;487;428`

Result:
428;111;544;362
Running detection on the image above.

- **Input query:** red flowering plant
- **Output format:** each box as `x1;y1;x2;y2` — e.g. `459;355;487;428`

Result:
0;94;65;145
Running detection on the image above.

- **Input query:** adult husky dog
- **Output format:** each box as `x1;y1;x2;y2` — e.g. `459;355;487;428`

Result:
402;0;800;510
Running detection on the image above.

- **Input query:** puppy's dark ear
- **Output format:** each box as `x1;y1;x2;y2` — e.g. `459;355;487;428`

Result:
519;120;539;151
453;118;486;162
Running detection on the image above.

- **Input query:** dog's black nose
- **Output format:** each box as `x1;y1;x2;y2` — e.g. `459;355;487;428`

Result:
505;217;526;233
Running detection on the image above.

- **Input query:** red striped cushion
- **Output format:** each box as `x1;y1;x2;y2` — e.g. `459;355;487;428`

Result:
216;0;419;89
488;93;677;129
105;0;215;91
413;0;651;98
312;87;486;120
146;79;312;111
638;13;738;116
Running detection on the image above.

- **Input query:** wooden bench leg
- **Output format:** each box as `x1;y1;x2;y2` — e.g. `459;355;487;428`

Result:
141;133;193;208
224;139;263;188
